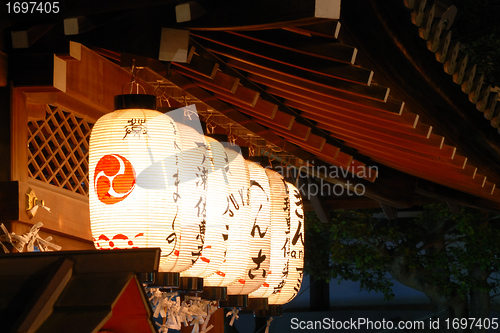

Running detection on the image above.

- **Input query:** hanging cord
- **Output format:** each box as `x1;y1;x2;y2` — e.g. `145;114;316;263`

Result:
154;83;173;108
228;124;237;145
247;134;256;157
281;156;290;168
122;59;146;95
205;112;216;134
267;147;276;167
248;144;255;157
183;105;198;120
271;139;286;154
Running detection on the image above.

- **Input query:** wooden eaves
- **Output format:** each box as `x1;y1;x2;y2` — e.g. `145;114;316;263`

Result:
4;0;500;213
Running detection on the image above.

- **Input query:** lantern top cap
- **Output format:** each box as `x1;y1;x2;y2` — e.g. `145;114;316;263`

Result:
114;94;157;111
206;134;228;142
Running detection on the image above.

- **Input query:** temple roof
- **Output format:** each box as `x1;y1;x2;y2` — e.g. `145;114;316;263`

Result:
3;0;500;211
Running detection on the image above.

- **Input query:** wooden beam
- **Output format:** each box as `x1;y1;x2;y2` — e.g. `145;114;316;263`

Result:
167;69;315;158
251;73;404;114
276;130;327;154
350;141;472;180
178;0;340;30
227;30;356;64
270;88;420;130
64;16;97;35
14;259;74;333
24;91;108;122
371;154;497;200
176;1;207;23
185;38;378;160
175;53;219;78
299;159;417;209
416;179;500;212
159;28;190;62
225;58;389;102
316;120;450;159
345;136;470;171
0;249;160;279
54;42;155;113
287;99;429;137
0;180;92;243
284;20;342;39
11;25;54;49
11;89;29;182
191;33;374;86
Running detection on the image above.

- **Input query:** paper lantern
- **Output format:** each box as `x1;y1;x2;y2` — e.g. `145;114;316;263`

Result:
227;161;272;295
249;168;291;298
268;181;304;305
180;135;229;277
204;146;251;287
174;122;210;271
89;104;186;272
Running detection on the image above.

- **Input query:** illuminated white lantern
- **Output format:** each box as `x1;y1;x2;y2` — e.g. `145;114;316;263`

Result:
227;160;272;295
174;122;210;271
89;95;186;272
180;135;229;277
268;181;304;305
249;168;290;298
205;145;251;287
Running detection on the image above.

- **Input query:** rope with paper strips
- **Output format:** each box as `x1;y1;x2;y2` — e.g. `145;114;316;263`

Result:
0;222;61;253
148;288;219;333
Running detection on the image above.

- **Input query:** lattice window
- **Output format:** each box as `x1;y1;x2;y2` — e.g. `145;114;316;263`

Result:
28;105;94;195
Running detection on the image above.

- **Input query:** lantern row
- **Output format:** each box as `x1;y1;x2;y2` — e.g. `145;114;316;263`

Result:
88;107;304;305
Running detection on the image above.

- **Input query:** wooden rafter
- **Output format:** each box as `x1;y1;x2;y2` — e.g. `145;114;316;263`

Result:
191;31;371;82
177;0;341;31
192;36;386;99
227;30;356;64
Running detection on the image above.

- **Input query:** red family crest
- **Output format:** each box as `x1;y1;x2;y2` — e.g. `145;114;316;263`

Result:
94;154;136;204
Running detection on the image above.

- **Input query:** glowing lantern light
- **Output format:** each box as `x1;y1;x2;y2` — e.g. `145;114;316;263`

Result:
180;135;229;278
89;95;185;272
268;181;304;305
173;122;210;271
249;168;290;299
205;145;252;287
227;160;272;295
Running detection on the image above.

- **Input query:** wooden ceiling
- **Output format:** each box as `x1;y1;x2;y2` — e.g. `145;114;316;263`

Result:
4;0;500;211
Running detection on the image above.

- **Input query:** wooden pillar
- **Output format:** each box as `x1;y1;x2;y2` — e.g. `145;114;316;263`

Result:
10;88;27;182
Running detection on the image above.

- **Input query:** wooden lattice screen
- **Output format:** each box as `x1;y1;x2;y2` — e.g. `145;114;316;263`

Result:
28;105;94;195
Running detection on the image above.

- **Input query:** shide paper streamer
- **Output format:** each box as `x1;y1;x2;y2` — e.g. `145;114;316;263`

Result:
149;288;219;333
0;222;61;253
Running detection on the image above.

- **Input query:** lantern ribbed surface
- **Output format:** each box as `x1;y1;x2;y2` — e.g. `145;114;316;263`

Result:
205;146;251;287
227;161;272;295
268;182;304;305
175;122;210;271
249;168;290;298
180;136;229;277
89;108;185;272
